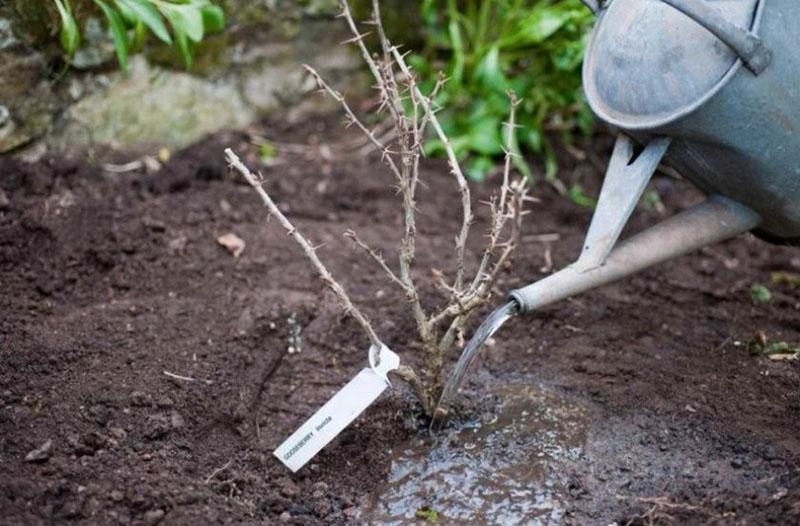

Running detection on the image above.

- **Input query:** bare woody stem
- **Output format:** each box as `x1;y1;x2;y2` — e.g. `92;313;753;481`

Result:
304;66;402;182
336;1;434;347
292;0;531;414
344;229;408;293
225;148;381;347
391;46;473;293
468;92;524;294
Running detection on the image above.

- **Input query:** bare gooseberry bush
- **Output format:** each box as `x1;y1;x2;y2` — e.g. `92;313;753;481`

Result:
225;0;529;415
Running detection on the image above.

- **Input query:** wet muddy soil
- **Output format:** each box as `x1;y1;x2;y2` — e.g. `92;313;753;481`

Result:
1;120;799;525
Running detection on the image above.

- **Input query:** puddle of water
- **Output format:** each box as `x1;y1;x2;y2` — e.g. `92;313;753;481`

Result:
360;383;587;525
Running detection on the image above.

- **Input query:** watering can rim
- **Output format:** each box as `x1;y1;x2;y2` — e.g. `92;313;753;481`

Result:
582;0;766;131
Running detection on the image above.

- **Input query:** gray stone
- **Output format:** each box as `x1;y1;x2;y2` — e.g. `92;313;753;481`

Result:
72;17;115;70
144;509;165;525
3;4;363;155
59;56;254;153
0;48;55;152
169;411;185;430
24;439;53;462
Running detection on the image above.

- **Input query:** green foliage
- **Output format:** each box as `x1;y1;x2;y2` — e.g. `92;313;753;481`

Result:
258;141;278;165
568;182;595;208
410;0;594;182
50;0;225;69
415;506;440;522
749;284;772;303
53;0;81;59
747;332;800;359
771;271;800;289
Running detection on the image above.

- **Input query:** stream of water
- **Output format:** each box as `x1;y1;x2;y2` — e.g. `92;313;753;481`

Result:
430;301;519;431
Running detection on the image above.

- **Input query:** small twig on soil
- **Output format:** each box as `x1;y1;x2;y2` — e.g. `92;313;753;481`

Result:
225;148;381;348
163;370;213;385
618;494;706;526
522;233;561;243
205;459;234;484
103;160;144;173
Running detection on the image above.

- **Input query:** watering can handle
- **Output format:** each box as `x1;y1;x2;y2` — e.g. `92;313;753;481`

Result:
574;134;671;272
581;0;772;75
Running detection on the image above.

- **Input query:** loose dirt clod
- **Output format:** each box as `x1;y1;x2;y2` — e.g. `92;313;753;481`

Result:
24;439;53;463
217;232;246;258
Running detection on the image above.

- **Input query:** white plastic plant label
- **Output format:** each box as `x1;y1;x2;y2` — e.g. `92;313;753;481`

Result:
273;344;400;472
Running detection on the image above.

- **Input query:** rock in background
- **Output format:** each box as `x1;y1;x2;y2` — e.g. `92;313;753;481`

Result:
0;0;362;156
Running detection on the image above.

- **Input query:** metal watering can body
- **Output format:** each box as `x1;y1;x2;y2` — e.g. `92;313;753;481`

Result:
511;0;799;312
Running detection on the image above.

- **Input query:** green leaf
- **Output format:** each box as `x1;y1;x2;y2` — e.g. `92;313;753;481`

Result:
157;2;205;43
415;506;439;522
114;0;137;25
750;284;772;303
155;1;208;68
510;6;574;46
447;19;465;83
117;0;173;44
473;46;508;92
466;117;503;156
258;142;277;164
201;4;225;33
173;29;194;68
52;0;81;59
765;341;791;355
94;0;130;71
467;156;493;182
568;183;597;209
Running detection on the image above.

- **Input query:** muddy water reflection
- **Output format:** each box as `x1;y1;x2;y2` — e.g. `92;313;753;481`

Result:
362;384;587;525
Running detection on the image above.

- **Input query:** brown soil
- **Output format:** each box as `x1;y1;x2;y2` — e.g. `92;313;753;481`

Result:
1;120;799;525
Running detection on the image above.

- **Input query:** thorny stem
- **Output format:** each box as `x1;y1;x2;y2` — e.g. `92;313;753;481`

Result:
344;229;408;293
225;148;381;348
286;0;530;414
304;66;402;183
391;46;474;294
469;93;526;294
338;0;433;348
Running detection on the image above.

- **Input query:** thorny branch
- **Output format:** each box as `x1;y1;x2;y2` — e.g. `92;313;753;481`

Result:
225;148;380;347
343;229;407;293
233;0;530;414
226;149;430;405
390;46;474;294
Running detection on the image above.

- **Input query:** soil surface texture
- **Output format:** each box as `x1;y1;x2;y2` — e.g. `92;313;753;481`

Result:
1;120;799;525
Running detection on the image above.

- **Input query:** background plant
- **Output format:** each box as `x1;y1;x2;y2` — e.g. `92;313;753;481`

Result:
51;0;225;69
409;0;594;185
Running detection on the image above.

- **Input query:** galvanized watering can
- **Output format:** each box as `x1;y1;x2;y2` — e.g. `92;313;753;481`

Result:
510;0;800;313
431;0;800;426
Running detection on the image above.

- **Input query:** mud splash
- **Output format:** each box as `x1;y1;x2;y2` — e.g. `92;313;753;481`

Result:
360;383;588;525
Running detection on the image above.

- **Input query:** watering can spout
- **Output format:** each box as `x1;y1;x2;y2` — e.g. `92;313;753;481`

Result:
510;195;761;313
511;133;761;313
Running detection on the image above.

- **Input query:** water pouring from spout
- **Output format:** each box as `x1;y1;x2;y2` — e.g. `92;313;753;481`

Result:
430;301;519;431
